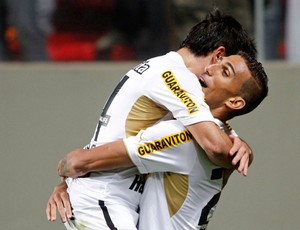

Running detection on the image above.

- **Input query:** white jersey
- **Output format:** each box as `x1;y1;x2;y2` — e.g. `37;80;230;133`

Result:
124;119;234;230
66;52;216;229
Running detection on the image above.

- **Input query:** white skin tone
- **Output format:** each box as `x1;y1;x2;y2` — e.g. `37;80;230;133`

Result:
46;52;254;222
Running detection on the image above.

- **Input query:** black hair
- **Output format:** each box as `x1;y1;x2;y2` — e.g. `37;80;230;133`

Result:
180;9;257;58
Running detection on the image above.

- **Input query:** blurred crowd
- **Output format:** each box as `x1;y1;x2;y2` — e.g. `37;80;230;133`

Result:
0;0;298;62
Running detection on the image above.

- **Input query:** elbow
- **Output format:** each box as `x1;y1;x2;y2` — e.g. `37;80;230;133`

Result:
204;139;229;156
204;141;232;169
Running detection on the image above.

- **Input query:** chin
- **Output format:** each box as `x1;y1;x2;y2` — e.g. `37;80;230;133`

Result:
202;88;209;96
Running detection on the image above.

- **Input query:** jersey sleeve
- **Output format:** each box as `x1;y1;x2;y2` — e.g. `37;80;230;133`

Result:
142;63;216;126
213;119;238;137
124;120;198;174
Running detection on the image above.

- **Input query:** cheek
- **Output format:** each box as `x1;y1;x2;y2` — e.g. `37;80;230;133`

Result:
212;89;231;103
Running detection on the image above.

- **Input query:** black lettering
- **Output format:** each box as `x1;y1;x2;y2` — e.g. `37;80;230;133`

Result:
149;143;157;152
186;130;193;139
164;136;173;146
179;132;187;142
173;134;180;143
129;175;145;193
134;61;150;74
161;139;168;149
155;141;162;151
162;71;172;78
168;81;177;89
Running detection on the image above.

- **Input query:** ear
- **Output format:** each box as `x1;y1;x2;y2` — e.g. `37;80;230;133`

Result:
225;96;246;111
212;46;226;63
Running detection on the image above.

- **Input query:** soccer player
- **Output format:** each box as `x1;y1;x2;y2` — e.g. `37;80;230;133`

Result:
47;10;258;229
55;51;268;229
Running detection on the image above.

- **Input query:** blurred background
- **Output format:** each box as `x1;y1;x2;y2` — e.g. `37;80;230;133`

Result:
1;1;300;230
1;0;299;63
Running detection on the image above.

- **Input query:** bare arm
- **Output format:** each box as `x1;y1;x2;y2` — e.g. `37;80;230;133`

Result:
186;121;233;168
58;124;253;178
186;121;253;175
57;140;134;178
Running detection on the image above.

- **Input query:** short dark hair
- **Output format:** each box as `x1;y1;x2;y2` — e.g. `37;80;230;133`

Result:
179;9;257;58
229;51;269;118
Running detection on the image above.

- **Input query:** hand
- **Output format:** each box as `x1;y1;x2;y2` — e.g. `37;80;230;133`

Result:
57;149;86;178
228;136;253;176
46;181;72;223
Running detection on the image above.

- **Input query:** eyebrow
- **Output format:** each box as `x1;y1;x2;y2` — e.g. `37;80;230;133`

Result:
225;62;236;75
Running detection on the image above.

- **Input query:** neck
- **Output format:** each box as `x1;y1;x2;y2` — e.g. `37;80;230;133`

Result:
211;108;228;123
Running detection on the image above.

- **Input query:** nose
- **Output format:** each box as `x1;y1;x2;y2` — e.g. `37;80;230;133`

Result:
205;64;215;76
205;63;220;77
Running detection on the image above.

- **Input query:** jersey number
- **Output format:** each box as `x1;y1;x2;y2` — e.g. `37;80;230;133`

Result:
198;192;221;229
93;75;129;142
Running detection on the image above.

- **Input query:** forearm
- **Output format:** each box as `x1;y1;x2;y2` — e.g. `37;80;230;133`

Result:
187;121;233;169
57;140;134;178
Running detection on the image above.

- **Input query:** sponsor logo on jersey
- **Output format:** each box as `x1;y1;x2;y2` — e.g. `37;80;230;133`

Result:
137;130;193;156
99;114;110;126
133;61;150;74
162;71;199;114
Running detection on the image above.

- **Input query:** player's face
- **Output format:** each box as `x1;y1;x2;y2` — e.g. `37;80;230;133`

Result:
199;55;251;109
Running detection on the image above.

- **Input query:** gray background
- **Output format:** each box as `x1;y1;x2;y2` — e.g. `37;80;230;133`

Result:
1;61;299;230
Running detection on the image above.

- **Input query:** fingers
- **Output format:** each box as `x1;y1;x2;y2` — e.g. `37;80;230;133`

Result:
55;193;69;223
46;196;57;222
231;143;247;165
228;135;240;157
60;192;73;221
236;154;249;176
46;182;72;223
229;136;252;176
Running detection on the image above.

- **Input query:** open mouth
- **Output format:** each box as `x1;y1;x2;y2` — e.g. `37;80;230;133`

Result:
199;77;207;88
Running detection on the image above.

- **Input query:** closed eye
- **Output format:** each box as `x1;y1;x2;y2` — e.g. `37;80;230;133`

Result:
225;62;235;75
222;67;230;77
